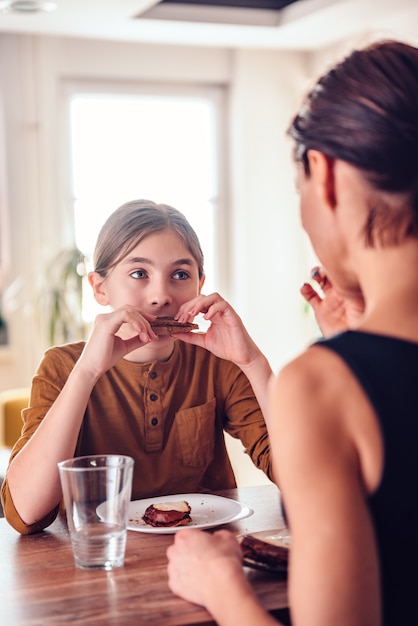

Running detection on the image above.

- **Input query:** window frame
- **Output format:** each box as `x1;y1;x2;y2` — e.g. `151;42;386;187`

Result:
59;78;230;296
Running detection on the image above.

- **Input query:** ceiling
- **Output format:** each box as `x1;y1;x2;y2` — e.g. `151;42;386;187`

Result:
0;0;417;50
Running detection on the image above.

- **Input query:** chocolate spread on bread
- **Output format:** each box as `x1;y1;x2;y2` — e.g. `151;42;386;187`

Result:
150;317;198;335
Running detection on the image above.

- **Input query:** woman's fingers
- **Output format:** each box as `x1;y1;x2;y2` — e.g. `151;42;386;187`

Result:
300;282;322;305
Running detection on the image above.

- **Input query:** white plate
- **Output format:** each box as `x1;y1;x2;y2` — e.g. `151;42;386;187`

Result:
240;528;292;547
126;493;253;534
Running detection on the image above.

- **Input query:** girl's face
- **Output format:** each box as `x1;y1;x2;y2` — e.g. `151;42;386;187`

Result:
91;229;204;316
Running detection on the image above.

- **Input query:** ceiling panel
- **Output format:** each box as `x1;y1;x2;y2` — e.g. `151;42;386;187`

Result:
0;0;416;51
159;1;299;8
138;0;307;27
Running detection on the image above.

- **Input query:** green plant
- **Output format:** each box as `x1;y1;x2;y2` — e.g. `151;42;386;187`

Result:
41;246;88;345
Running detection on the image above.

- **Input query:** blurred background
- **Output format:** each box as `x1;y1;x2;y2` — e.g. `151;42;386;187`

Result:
0;0;417;483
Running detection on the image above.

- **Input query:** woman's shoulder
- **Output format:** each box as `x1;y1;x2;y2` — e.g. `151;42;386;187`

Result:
272;340;380;452
277;342;350;389
272;342;364;435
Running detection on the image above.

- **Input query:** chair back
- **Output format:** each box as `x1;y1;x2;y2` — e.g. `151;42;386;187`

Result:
0;388;30;448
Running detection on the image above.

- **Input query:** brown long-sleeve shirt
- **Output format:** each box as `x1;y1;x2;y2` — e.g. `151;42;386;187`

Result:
1;340;271;533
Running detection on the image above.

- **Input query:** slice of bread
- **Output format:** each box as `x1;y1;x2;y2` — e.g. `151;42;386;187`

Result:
152;500;191;513
150;317;198;335
143;500;192;527
240;535;289;569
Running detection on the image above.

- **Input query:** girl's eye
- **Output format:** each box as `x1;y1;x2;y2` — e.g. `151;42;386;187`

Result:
173;270;190;281
130;269;147;279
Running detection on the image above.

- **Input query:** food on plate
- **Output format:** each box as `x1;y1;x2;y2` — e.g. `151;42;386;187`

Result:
240;534;289;570
142;500;192;527
150;317;199;335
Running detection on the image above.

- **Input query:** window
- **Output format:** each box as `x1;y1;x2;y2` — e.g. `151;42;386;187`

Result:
65;82;226;320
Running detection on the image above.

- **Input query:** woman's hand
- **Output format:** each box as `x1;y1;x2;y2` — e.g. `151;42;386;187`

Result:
167;529;245;608
174;293;262;369
301;267;365;337
78;306;158;380
167;529;276;626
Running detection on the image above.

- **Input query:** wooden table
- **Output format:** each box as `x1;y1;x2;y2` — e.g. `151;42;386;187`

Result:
0;484;289;625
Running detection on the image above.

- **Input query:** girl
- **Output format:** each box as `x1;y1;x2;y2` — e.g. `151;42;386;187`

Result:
2;200;273;534
167;40;418;626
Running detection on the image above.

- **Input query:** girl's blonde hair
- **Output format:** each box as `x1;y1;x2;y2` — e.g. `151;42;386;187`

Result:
93;199;204;279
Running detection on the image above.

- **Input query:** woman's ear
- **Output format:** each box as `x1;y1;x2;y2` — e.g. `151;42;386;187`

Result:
307;150;336;209
88;271;110;306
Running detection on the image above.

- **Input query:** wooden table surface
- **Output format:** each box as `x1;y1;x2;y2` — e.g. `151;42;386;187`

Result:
0;484;289;625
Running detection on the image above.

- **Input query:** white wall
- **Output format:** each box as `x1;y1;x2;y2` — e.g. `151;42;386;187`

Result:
228;48;320;373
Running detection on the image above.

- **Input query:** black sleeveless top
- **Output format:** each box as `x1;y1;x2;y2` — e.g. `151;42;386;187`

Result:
318;331;418;625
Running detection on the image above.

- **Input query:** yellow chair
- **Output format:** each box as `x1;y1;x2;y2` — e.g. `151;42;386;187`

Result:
0;387;30;448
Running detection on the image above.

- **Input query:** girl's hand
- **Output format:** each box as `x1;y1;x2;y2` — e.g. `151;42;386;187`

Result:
301;267;365;337
174;293;262;368
166;529;245;608
78;306;158;379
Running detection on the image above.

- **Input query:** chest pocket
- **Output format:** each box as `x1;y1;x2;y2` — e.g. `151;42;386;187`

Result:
175;398;216;467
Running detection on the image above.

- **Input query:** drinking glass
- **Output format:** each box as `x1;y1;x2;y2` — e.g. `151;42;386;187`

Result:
58;454;134;570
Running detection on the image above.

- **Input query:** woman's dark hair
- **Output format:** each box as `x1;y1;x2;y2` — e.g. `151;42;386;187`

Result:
93;199;204;279
288;40;418;244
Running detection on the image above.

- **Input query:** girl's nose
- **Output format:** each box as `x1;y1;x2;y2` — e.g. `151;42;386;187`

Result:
151;295;171;308
150;286;172;308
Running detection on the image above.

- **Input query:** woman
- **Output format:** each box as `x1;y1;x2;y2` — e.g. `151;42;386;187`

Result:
167;40;418;626
1;200;273;534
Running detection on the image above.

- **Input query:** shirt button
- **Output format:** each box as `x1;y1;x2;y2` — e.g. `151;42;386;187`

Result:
150;393;158;402
149;371;157;379
151;417;158;426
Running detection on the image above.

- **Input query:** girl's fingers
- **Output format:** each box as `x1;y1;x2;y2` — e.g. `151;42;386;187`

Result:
93;307;158;341
176;293;225;322
202;302;234;322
